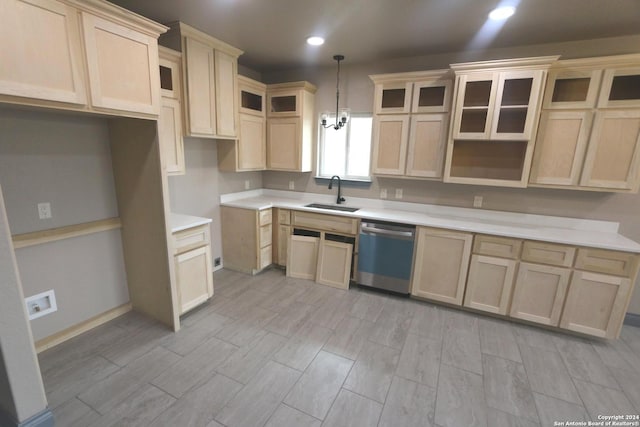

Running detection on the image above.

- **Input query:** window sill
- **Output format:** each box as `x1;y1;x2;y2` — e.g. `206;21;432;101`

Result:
314;176;372;187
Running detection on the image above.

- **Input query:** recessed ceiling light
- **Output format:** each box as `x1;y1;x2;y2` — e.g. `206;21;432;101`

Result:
306;36;325;46
488;6;515;20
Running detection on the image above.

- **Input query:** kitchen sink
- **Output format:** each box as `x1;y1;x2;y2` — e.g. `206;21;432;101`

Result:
304;203;360;212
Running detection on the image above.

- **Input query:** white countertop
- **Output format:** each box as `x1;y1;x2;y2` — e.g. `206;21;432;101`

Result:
220;189;640;253
170;213;212;233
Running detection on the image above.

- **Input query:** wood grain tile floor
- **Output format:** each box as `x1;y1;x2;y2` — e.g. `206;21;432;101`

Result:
41;268;640;427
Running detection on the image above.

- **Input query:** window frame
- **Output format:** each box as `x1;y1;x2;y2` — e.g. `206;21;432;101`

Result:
316;112;373;182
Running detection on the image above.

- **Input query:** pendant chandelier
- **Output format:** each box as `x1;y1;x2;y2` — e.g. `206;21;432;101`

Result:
321;54;350;130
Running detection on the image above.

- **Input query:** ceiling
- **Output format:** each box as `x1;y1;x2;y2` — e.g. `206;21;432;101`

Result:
108;0;640;72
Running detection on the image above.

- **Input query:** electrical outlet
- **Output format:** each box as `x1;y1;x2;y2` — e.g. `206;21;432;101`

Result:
37;202;52;219
473;196;483;208
395;188;403;199
288;180;295;190
244;180;250;190
380;188;387;199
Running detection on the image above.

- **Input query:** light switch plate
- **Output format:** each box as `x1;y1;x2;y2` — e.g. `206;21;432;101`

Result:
288;180;295;190
395;188;403;199
244;180;250;190
474;196;483;208
380;188;387;199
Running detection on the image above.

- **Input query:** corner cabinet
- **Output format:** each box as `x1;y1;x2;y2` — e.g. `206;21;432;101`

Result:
266;82;316;172
160;22;243;140
410;227;472;305
173;224;214;315
218;76;267;171
530;54;640;193
220;206;272;275
444;56;557;187
0;0;166;119
370;71;452;179
158;47;185;175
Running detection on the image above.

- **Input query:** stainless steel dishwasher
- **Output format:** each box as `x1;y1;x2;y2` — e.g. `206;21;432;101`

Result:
357;220;416;294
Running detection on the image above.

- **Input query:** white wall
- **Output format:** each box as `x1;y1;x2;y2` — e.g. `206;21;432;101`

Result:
168;137;263;265
0;108;129;340
0;184;48;423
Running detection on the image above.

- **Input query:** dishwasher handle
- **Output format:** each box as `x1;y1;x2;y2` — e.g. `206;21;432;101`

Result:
360;225;414;238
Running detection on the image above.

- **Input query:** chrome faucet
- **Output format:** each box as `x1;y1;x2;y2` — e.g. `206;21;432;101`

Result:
328;175;346;204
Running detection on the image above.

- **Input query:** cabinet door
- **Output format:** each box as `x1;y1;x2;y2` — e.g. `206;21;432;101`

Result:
598;67;640;108
82;13;160;116
529;110;593;186
175;245;213;315
287;235;319;280
463;255;517;315
267;89;300;117
238;114;266;170
543;69;602;109
510;262;570;326
277;225;291;266
406;113;448;178
580;110;640;190
0;0;86;105
184;37;216;136
374;82;412;114
560;271;631;339
490;70;544;141
371;115;410;175
412;80;451;113
316;240;353;289
159;52;181;99
267;117;300;170
159;97;185;175
410;227;473;305
214;50;238;138
452;72;497;140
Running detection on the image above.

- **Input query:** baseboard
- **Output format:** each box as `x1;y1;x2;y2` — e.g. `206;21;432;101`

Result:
35;303;132;353
624;313;640;327
0;408;54;427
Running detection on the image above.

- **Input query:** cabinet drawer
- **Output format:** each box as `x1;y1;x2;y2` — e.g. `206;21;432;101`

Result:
259;209;272;225
173;224;210;254
278;209;291;225
521;241;575;267
259;224;272;247
292;211;358;235
575;248;639;277
259;245;272;269
473;235;522;259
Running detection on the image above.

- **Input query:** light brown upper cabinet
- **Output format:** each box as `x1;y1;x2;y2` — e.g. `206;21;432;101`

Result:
0;0;165;119
160;22;243;139
266;81;316;172
530;54;640;193
158;47;185;175
370;70;452;178
218;76;267;171
445;56;557;188
82;12;161;116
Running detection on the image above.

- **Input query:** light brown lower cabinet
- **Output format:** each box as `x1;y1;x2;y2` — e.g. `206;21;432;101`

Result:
560;271;632;338
220;206;272;274
410;227;472;305
463;255;517;315
175;245;213;314
173;224;213;315
316;240;353;289
287;235;319;280
509;262;571;326
276;225;290;266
